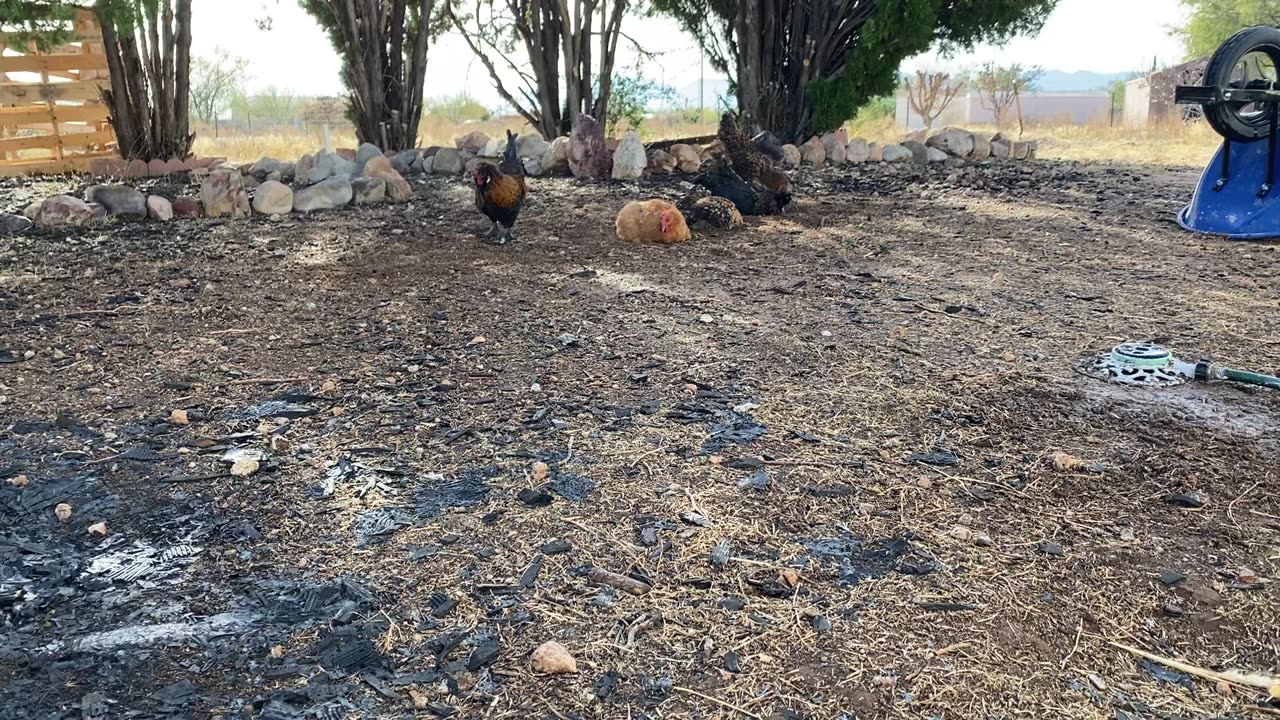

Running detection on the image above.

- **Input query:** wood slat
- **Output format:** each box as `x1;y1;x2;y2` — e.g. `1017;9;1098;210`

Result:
0;150;117;176
0;104;110;124
0;80;105;104
0;53;110;74
0;128;115;153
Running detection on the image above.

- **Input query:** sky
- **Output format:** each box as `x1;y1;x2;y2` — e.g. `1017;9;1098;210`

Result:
191;0;1190;106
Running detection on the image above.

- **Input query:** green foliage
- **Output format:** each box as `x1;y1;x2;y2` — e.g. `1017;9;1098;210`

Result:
1177;0;1280;59
0;0;76;50
427;93;492;123
604;65;679;135
855;95;897;122
652;0;1058;137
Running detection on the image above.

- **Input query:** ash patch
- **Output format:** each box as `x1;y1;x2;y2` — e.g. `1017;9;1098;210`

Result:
549;471;595;502
664;382;767;453
414;466;495;518
246;577;378;623
801;533;933;585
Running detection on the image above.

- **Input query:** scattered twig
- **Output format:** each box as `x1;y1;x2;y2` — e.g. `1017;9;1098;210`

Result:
226;376;308;386
673;686;762;720
1110;641;1280;694
587;567;651;596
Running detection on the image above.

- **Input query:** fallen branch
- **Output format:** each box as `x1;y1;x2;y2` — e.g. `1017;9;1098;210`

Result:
1110;641;1280;696
587;567;651;596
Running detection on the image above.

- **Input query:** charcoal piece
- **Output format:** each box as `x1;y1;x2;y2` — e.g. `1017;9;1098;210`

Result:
516;488;554;507
908;449;959;466
150;679;200;706
466;636;500;671
540;539;572;555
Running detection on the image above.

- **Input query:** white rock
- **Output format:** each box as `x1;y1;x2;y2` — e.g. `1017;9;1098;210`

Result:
146;195;174;221
540;136;571;175
926;147;948;163
252;180;294;215
516;133;550;159
780;144;801;168
611;131;646;180
926;128;975;158
431;148;463;175
845;138;870;163
881;144;912;163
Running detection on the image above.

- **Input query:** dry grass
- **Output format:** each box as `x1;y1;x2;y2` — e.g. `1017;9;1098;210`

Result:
194;112;1222;169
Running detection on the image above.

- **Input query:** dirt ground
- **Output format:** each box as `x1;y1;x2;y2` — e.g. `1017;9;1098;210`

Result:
2;159;1278;720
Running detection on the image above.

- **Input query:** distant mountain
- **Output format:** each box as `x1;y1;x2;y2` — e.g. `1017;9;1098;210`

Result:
1036;70;1134;92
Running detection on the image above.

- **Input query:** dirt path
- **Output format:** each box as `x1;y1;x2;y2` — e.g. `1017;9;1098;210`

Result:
2;160;1278;720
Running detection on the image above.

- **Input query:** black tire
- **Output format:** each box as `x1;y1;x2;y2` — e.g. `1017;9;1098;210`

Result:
1203;25;1280;143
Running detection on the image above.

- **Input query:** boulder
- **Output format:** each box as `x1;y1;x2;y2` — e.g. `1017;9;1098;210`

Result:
146;195;174;221
410;153;426;174
481;137;505;158
991;141;1010;160
753;131;786;162
352;176;386;204
295;153;315;185
172;197;202;218
612;131;646;180
354;143;382;174
780;144;801;168
822;130;849;164
23;201;42;219
33;195;97;227
881;144;912;163
845;138;870;164
293;177;352;212
250;156;293;179
252;180;294;215
569;114;611;179
970;135;992;160
199;170;250;218
901;140;929;163
307;150;356;185
432;148;463;175
1011;140;1031;160
0;214;33;235
421;155;435;174
362;155;413;201
868;142;884;162
926;147;948;163
646;149;676;176
523;158;543;177
926;128;975;158
799;137;826;166
85;184;147;219
540;136;571;175
455;131;491;154
516;133;550;160
669;143;701;173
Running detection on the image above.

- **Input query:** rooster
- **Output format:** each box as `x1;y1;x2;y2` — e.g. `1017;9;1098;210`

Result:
694;157;789;217
718;111;793;201
472;129;527;244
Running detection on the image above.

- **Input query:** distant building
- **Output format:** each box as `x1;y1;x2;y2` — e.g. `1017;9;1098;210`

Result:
1123;59;1208;128
895;90;1112;130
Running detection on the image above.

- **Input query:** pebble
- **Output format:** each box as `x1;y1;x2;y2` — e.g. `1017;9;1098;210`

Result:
531;461;550;481
87;522;108;536
52;349;66;360
948;525;973;542
23;350;35;360
55;503;72;522
1238;567;1258;584
7;474;30;487
530;641;577;674
169;409;190;425
698;314;714;323
709;540;731;566
810;614;832;634
1038;541;1065;556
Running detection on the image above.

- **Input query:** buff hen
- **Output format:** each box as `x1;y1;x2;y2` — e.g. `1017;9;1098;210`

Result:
615;199;691;244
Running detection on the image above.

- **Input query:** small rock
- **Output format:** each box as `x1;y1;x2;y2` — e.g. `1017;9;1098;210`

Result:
7;474;29;487
1037;541;1065;556
33;195;98;227
611;131;646;180
87;521;108;537
432;148;463;175
540;136;571;176
810;614;832;634
881;144;912;163
699;314;714;324
168;409;190;425
948;525;973;542
722;651;742;673
845;138;870;163
1048;451;1083;471
306;150;356;184
780;144;801;167
1167;492;1205;509
709;539;731;566
320;379;338;393
540;539;572;555
252;180;294;215
719;597;746;612
200;171;250;218
146;195;174;221
530;640;576;674
293;177;352;212
0;213;33;235
974;532;994;547
531;461;550;481
1238;567;1258;584
172;196;202;218
55;503;72;522
85;184;147;219
926;147;948;163
798;137;826;166
351;176;387;204
230;458;260;477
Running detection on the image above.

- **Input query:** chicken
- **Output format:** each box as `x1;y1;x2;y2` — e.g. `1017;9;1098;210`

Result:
472;129;527;244
718;111;793;200
694;157;790;217
680;195;743;229
615;199;691;244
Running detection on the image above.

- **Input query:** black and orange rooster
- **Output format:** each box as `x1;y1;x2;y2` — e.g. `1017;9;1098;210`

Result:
718;111;793;204
472;129;527;244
